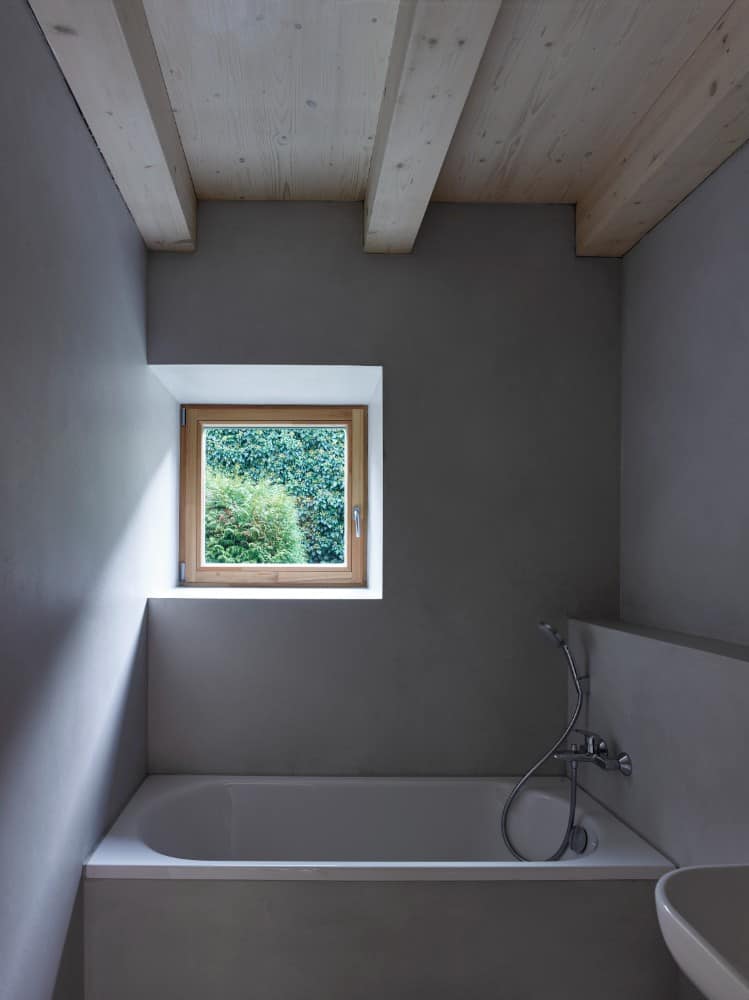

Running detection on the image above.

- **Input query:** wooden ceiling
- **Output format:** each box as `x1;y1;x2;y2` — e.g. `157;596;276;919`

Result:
434;0;728;203
29;0;749;255
143;0;398;202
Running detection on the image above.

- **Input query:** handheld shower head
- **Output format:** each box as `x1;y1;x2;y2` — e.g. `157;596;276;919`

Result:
501;619;586;862
537;621;566;647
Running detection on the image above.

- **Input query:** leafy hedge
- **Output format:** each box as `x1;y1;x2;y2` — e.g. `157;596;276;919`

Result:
205;427;346;563
204;469;305;564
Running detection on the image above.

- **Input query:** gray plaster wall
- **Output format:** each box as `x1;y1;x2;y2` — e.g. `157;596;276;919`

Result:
569;620;749;869
147;201;621;775
569;619;749;1000
0;3;178;998
618;136;749;1000
620;140;749;646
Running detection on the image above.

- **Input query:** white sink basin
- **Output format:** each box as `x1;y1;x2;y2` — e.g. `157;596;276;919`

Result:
656;866;749;1000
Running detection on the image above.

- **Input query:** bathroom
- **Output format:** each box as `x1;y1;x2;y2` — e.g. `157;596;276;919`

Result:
1;1;748;998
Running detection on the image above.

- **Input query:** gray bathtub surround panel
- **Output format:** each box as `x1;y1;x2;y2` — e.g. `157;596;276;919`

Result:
0;2;178;998
86;878;674;1000
147;200;621;776
568;619;749;869
621;138;749;647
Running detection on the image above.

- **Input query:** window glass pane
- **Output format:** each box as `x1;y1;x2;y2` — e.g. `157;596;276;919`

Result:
202;426;347;565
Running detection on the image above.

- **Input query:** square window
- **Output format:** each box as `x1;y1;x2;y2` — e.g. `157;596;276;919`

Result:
180;406;367;586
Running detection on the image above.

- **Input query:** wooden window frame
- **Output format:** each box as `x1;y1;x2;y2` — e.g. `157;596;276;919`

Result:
179;405;367;587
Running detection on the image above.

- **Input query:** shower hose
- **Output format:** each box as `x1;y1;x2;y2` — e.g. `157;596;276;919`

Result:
500;630;584;862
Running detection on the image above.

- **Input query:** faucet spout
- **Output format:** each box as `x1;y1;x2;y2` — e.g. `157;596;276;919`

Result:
553;742;633;776
553;748;591;764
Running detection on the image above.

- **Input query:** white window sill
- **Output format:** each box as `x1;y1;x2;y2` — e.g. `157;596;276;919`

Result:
149;586;382;601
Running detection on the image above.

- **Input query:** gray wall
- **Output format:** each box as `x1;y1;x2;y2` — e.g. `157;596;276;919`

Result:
621;140;749;646
148;201;621;775
618;144;749;1000
0;3;178;998
569;620;749;869
569;619;749;1000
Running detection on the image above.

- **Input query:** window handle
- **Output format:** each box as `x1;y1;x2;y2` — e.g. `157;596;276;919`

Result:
353;505;362;539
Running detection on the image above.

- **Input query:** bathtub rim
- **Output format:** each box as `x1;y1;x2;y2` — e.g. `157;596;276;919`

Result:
86;774;673;882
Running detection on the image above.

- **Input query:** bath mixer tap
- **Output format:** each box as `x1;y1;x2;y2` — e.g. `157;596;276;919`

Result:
554;729;632;776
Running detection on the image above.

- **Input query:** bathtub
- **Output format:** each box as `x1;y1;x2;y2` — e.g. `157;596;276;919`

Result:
85;776;675;999
88;774;669;880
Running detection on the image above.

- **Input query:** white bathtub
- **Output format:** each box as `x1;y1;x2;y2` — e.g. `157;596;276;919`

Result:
86;776;676;999
87;775;671;881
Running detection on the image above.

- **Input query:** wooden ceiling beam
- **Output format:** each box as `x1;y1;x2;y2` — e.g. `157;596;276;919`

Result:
576;0;749;257
29;0;196;251
364;0;502;253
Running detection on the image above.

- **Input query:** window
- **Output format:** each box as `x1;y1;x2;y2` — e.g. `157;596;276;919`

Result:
180;405;367;586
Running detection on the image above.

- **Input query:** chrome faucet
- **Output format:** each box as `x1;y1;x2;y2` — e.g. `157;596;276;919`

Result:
554;729;632;776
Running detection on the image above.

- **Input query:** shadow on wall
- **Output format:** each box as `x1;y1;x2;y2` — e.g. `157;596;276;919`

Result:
52;882;83;1000
0;0;181;994
1;608;146;999
0;443;177;1000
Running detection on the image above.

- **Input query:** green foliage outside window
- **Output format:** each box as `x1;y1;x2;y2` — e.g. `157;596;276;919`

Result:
204;470;305;564
204;427;346;564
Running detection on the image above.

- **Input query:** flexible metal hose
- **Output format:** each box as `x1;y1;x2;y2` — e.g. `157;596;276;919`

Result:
500;638;584;862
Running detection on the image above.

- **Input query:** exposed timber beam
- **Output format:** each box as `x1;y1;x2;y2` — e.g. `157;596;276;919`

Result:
364;0;502;254
29;0;196;251
576;0;749;257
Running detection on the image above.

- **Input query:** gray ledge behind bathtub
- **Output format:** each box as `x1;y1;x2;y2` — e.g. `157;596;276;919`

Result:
568;619;749;869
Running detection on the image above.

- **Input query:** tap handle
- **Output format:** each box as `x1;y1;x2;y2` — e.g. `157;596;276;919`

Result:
573;729;608;755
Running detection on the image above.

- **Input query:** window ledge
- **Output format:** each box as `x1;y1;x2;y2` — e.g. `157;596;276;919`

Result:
150;364;383;601
149;586;382;601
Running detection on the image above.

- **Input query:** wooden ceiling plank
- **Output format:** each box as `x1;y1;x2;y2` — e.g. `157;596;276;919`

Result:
435;0;730;206
143;1;398;202
576;0;748;257
364;0;502;253
29;0;196;251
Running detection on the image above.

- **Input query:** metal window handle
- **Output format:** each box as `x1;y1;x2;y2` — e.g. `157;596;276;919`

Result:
353;505;362;539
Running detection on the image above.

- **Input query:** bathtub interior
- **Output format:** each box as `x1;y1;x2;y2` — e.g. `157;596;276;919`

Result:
139;778;598;863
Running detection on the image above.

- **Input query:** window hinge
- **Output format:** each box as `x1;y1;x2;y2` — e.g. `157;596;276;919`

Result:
178;561;186;584
180;406;187;427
